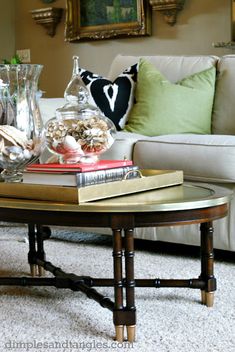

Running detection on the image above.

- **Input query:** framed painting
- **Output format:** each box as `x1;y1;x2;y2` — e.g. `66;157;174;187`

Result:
232;0;235;41
65;0;151;42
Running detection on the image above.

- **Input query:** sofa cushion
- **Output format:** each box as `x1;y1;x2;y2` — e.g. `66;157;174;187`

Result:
79;63;138;130
124;59;216;136
101;131;151;161
109;54;219;82
126;133;235;182
212;55;235;135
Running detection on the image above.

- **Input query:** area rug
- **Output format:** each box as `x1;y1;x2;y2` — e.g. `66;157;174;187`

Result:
0;224;234;352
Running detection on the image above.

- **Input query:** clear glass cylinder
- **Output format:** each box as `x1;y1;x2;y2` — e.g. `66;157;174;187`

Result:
0;64;44;182
44;57;116;164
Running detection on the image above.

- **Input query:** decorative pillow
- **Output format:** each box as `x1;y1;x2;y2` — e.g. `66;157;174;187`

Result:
79;63;138;130
124;59;216;136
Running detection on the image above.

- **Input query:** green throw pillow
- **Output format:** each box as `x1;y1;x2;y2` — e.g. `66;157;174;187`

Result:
124;58;216;136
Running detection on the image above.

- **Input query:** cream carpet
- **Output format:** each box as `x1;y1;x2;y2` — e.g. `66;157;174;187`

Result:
0;224;234;352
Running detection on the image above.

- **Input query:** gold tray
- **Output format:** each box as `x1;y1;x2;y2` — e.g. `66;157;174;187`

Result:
0;169;183;204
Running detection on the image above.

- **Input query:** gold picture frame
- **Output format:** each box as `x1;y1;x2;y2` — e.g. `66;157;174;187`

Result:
65;0;151;42
232;0;235;41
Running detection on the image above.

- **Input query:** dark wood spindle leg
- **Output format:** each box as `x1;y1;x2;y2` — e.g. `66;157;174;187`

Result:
36;225;46;277
27;224;37;277
112;229;124;342
200;221;216;307
124;228;136;342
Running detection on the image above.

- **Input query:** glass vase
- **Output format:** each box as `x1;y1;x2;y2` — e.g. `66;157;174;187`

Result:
0;64;44;182
44;56;116;164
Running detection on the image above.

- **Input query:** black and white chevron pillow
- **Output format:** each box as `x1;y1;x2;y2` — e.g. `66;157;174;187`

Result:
79;63;138;130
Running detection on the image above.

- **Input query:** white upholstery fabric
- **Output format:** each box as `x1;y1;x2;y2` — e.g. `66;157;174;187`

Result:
39;98;66;123
153;182;235;251
106;132;235;183
131;133;235;182
108;54;219;82
212;55;235;135
101;131;151;160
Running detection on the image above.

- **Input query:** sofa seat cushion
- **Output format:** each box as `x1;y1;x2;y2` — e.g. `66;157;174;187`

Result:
101;131;148;161
130;133;235;182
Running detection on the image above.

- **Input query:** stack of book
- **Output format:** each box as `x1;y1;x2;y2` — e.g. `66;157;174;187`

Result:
0;159;184;203
23;159;139;187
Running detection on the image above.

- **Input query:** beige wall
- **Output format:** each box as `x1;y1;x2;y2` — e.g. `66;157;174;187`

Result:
0;0;15;61
15;0;233;97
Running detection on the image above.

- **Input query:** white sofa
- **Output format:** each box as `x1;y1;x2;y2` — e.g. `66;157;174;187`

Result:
39;54;235;252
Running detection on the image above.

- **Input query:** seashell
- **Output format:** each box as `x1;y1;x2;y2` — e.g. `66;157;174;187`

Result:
6;145;23;154
2;145;24;161
0;138;5;152
26;139;34;150
0;125;28;149
46;121;68;143
62;135;84;154
84;128;103;137
23;149;32;159
0;130;19;147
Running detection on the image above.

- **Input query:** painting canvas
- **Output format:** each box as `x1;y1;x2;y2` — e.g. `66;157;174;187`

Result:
80;0;138;27
65;0;151;42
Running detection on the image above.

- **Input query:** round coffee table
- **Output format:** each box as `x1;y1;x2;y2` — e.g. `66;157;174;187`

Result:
0;183;231;342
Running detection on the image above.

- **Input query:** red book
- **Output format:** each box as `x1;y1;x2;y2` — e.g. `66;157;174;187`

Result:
26;159;133;173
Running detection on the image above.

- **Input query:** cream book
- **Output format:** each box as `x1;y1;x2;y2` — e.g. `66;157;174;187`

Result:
0;170;183;204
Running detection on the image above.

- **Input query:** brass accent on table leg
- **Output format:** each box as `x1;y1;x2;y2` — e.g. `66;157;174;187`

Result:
38;266;45;277
205;292;214;307
30;264;37;277
127;325;136;342
115;325;124;342
201;290;206;304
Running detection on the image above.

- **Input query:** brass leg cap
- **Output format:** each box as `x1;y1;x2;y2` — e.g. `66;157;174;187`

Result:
205;292;214;307
126;325;136;342
115;325;124;342
201;290;206;304
30;264;37;277
38;266;45;277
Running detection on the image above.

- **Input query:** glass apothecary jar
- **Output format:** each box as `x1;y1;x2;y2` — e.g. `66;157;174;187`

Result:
44;56;116;164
